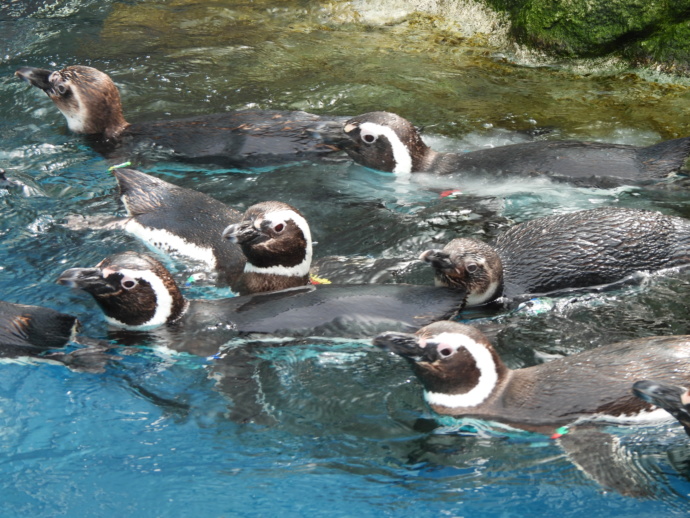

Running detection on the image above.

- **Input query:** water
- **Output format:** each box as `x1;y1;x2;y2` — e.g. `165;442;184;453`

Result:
2;0;690;515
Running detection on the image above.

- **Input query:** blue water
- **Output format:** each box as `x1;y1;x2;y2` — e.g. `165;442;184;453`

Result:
2;1;690;516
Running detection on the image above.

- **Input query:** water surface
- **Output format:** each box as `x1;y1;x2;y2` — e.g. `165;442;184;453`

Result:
2;1;690;516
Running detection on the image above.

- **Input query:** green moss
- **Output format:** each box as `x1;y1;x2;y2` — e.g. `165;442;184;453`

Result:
625;21;690;74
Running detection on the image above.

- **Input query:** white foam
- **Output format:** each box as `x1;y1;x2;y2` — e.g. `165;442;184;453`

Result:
423;332;498;408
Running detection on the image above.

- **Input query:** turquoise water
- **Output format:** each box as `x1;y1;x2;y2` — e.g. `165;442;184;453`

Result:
2;1;690;516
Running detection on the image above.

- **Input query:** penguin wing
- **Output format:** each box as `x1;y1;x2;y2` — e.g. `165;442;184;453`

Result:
559;427;653;497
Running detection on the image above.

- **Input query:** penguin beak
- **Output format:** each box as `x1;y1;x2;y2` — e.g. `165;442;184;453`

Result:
15;67;53;92
419;249;454;270
339;122;360;150
632;380;690;423
307;119;353;150
373;331;428;361
57;267;116;295
222;221;261;244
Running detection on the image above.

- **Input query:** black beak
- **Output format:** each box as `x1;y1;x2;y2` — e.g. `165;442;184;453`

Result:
374;331;428;360
15;67;53;92
222;221;260;244
419;249;454;270
632;380;690;426
57;267;115;295
307;119;353;150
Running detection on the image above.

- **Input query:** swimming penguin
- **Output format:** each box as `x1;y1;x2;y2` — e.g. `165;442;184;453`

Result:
56;251;466;355
222;200;312;295
16;65;349;168
341;111;690;186
374;320;690;494
0;300;113;371
112;168;246;287
633;380;690;437
420;207;690;306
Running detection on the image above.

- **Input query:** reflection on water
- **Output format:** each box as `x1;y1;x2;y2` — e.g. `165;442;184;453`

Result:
2;0;690;516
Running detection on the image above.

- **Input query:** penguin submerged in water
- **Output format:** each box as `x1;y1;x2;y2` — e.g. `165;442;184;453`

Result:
341;111;690;187
0;300;114;371
57;251;466;355
374;320;690;494
420;207;690;306
16;65;349;168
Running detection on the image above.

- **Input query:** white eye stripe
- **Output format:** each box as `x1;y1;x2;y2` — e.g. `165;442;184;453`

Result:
107;267;176;329
262;210;312;243
244;209;312;277
423;332;498;408
357;122;413;174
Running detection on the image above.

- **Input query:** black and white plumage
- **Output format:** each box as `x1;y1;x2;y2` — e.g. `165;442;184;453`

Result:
374;320;690;432
222;201;312;295
113;168;246;287
342;111;690;186
57;251;466;355
633;380;690;436
16;65;349;168
375;321;690;495
420;207;690;306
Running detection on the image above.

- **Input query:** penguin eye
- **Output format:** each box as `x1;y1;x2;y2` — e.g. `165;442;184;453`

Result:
466;263;478;273
360;130;378;144
56;84;68;95
121;276;138;290
439;347;454;358
274;223;285;233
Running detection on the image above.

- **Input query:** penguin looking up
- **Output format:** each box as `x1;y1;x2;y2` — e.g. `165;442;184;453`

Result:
16;65;350;168
341;111;690;187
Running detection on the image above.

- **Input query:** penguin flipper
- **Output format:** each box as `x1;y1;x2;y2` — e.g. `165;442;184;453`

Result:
558;427;652;497
44;340;121;373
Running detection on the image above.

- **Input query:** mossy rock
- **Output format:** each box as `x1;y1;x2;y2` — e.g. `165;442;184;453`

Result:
485;0;690;67
624;20;690;74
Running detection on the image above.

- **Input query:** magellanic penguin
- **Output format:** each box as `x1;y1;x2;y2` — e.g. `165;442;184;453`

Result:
16;65;350;168
374;320;690;495
420;207;690;306
341;111;690;187
57;251;466;356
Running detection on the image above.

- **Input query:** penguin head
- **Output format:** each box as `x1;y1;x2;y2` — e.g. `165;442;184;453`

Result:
342;111;430;174
420;238;503;306
222;201;312;279
57;251;187;330
374;321;507;410
16;65;128;139
632;380;690;435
